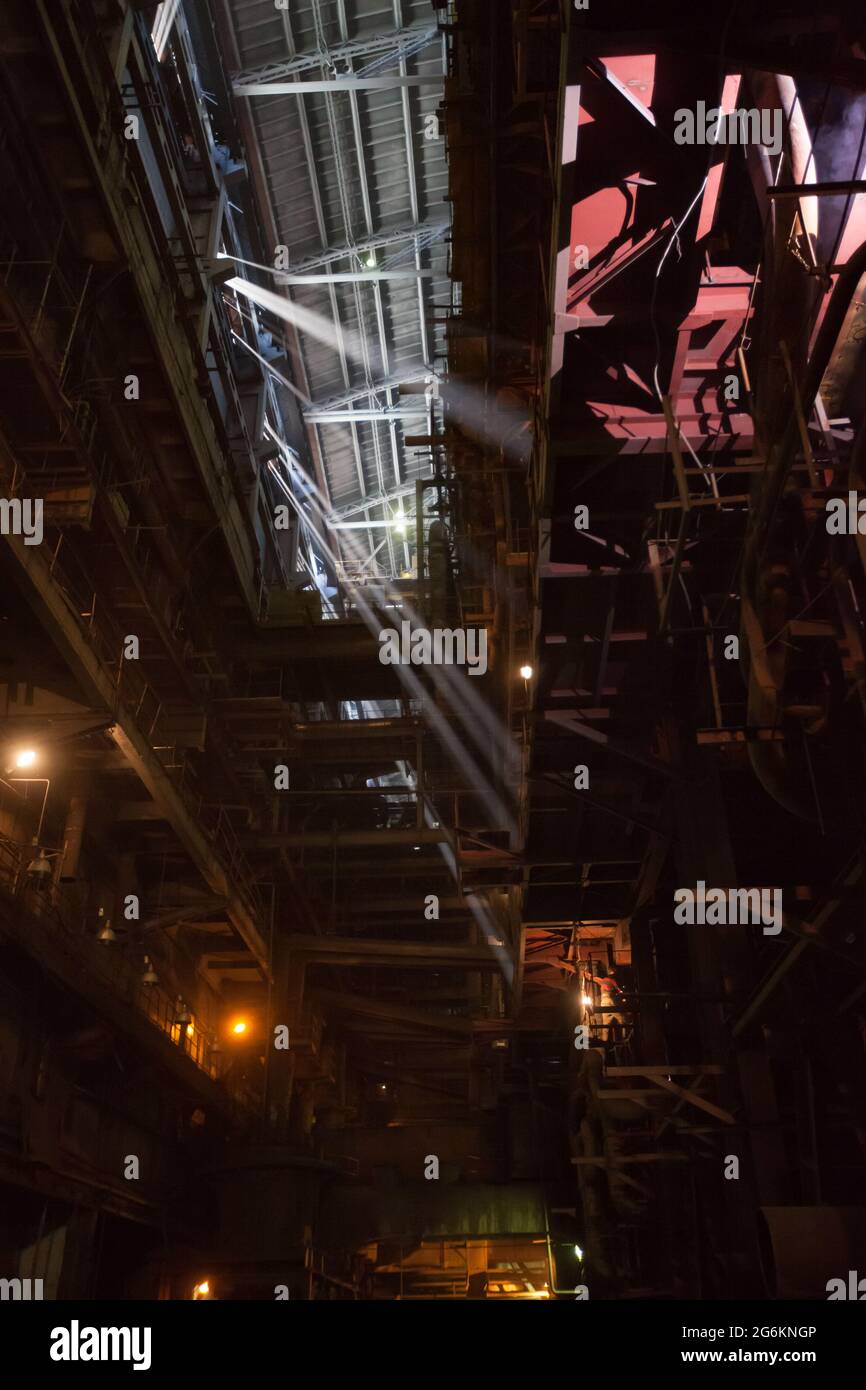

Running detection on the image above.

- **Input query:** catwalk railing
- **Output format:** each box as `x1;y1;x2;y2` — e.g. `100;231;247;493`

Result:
0;828;259;1115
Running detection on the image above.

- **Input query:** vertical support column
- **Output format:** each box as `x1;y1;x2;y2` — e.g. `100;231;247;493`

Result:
109;6;135;82
115;851;140;930
415;477;425;612
415;733;424;827
266;938;304;1134
59;780;90;881
56;1204;99;1299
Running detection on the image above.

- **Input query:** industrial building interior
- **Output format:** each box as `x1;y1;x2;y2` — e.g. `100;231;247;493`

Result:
1;0;866;1302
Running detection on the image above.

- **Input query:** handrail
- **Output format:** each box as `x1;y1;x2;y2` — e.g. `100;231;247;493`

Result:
0;848;258;1114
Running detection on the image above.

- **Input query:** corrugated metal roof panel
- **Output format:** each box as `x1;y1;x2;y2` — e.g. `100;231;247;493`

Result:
225;0;449;577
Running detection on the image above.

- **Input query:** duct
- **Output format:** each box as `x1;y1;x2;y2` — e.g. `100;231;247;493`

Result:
59;793;88;880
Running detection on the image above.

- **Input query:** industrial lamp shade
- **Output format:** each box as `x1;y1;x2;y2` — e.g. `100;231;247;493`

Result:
142;957;158;986
175;999;192;1025
97;919;117;944
26;851;52;878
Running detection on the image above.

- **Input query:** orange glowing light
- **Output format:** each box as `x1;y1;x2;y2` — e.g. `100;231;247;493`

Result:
232;1020;247;1035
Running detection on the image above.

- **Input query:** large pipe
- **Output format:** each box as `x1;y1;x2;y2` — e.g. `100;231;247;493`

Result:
749;238;866;563
59;793;87;880
742;240;866;817
775;76;818;247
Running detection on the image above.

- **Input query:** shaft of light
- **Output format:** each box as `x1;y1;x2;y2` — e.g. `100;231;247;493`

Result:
390;591;519;780
269;447;520;795
226;277;374;368
268;448;517;838
442;378;532;458
231;331;312;407
151;0;181;61
331;519;410;530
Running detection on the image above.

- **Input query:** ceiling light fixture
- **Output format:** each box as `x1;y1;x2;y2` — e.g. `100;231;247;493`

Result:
26;850;53;880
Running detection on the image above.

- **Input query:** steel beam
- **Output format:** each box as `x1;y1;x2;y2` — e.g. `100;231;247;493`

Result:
108;725;268;969
305;407;427;424
542;710;680;779
261;1;374;567
768;180;866;198
34;0;261;618
277;269;433;285
273;220;447;276
231;23;437;86
235;76;442;94
311;989;476;1034
287;937;498;969
242;827;447;849
312;376;434;412
588;56;656;127
350;1056;465;1099
218;714;420;739
344;895;469;912
329;519;408;530
393;0;432;368
326;482;420;519
0;440;269;971
0;891;238;1124
312;0;402;578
